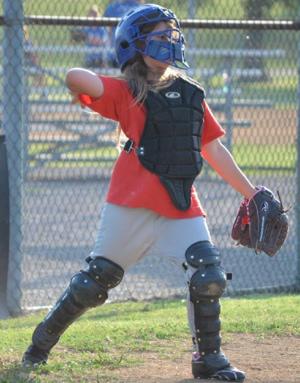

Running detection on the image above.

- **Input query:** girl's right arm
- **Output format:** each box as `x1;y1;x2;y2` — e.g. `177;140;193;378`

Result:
65;68;104;98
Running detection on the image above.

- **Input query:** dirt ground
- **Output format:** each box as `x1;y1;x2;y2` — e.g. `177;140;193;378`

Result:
231;108;296;145
113;334;300;383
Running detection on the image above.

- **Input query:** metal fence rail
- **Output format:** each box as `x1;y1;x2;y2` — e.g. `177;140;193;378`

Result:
1;0;299;316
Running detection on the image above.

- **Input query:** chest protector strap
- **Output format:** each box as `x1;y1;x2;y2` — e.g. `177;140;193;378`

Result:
137;76;205;210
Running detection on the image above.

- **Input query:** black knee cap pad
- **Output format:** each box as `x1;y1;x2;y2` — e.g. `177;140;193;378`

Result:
70;256;124;308
85;256;124;290
185;241;227;301
69;272;108;307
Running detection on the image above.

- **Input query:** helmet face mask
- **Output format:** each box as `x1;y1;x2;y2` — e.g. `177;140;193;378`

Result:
115;4;189;71
142;28;188;69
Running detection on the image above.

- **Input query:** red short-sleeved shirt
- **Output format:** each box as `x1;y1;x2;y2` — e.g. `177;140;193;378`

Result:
80;76;225;219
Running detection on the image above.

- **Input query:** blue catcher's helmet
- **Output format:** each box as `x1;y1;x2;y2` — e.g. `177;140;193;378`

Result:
115;3;189;71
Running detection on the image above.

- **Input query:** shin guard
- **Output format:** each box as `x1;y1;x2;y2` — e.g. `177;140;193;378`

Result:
32;256;124;351
185;241;230;377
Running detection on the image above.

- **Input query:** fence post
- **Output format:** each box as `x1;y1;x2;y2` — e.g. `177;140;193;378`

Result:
297;41;300;291
3;0;25;315
0;136;9;318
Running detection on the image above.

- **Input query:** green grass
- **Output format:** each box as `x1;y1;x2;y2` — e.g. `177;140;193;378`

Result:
28;143;118;169
27;142;296;175
20;0;300;20
233;143;296;171
29;144;118;158
240;77;297;107
0;294;299;382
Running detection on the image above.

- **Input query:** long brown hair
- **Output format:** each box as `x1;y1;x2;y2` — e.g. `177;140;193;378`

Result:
115;19;181;146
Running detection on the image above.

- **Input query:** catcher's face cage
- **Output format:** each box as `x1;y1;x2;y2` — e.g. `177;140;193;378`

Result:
115;4;189;70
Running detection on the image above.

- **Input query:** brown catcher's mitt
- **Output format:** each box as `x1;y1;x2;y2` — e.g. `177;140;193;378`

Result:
231;187;289;256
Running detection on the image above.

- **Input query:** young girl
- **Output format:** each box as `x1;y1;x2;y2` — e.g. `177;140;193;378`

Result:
22;4;256;381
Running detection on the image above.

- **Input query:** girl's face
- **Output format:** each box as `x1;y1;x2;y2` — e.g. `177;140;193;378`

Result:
142;21;179;73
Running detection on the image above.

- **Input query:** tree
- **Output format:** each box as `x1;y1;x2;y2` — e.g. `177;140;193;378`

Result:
241;0;299;81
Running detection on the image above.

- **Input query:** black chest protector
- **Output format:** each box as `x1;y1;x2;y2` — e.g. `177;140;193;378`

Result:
137;76;205;210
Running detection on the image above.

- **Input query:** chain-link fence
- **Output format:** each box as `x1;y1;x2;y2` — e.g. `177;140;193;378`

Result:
1;0;300;316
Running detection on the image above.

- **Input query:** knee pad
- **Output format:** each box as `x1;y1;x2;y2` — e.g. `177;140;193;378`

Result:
70;256;124;308
185;241;227;302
